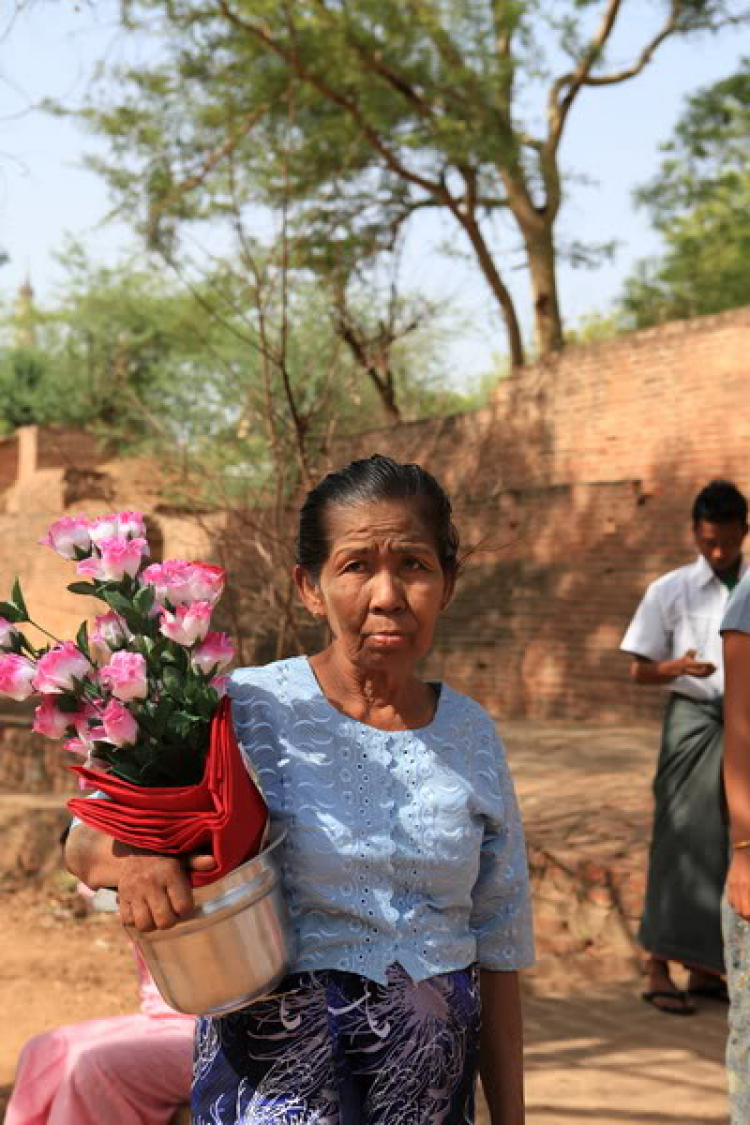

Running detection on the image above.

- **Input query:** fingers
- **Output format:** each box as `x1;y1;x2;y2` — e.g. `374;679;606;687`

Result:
187;853;217;872
117;855;195;932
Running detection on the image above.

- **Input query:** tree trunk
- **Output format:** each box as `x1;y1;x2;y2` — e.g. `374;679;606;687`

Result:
523;220;564;357
456;212;526;369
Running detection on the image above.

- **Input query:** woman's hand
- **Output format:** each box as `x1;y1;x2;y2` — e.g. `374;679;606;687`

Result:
117;851;216;932
727;848;750;921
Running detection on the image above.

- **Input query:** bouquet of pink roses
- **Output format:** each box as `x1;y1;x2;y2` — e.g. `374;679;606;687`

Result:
0;511;234;788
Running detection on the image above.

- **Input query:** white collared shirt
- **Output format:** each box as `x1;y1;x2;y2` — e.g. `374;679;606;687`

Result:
620;555;747;701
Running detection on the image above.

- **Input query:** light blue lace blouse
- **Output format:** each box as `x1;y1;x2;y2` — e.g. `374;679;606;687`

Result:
229;656;534;985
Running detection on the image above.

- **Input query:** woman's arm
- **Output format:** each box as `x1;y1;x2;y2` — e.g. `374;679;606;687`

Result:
724;630;750;919
479;969;524;1125
65;824;214;931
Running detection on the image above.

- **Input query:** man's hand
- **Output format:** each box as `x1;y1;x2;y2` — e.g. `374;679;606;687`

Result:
630;649;716;685
727;849;750;921
117;851;216;932
675;649;717;678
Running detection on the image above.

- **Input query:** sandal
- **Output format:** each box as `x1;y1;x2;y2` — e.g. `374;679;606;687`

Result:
687;982;730;1003
641;989;696;1016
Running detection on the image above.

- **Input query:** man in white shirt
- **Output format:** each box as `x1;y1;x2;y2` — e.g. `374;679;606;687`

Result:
622;480;748;1015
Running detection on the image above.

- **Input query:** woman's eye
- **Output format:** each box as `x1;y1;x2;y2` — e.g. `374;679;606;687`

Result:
402;557;426;571
342;560;366;573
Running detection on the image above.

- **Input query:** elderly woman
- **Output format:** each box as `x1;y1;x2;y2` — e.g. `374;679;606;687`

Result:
66;455;534;1125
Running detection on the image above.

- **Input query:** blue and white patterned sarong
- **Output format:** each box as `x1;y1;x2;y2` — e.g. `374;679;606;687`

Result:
192;963;480;1123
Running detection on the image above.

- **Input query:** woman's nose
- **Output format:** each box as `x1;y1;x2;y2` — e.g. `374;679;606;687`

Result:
369;569;405;612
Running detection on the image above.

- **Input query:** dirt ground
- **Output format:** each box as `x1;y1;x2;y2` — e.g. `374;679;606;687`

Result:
0;726;732;1124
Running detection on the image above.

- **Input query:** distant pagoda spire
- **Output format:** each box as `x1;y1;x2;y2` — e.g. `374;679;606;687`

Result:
13;272;36;348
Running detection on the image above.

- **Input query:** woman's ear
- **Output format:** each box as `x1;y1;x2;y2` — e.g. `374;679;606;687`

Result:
294;564;326;618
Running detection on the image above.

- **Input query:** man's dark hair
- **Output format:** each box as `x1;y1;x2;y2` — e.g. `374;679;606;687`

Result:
692;479;748;526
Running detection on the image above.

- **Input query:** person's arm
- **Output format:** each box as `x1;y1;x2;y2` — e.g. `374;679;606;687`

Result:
629;650;716;686
723;630;750;919
479;969;524;1125
65;823;215;931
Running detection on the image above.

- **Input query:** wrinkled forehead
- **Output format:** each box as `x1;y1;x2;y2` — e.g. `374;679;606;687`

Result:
323;497;439;553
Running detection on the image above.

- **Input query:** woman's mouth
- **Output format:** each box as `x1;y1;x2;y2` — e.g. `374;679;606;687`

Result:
367;633;409;648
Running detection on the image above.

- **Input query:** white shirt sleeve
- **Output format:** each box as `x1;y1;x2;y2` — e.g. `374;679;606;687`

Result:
620;582;672;662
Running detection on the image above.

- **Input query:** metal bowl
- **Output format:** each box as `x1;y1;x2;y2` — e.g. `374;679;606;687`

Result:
127;828;293;1016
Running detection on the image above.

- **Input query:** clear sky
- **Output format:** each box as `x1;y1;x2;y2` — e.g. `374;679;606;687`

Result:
1;2;749;379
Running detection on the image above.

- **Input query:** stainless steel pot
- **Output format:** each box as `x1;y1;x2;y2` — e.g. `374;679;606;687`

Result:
127;828;293;1017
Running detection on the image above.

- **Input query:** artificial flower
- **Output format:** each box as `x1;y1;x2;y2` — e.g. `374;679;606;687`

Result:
0;616;18;647
33;643;92;694
159;601;212;647
77;536;149;582
99;651;148;701
192;632;235;675
40;516;92;560
100;699;139;747
90;612;132;665
0;654;36;700
32;697;74;739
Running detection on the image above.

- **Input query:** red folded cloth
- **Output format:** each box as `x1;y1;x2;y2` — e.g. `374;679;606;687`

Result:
67;696;268;887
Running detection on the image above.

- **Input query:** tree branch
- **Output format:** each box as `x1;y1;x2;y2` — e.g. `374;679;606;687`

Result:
548;0;625;154
214;0;451;204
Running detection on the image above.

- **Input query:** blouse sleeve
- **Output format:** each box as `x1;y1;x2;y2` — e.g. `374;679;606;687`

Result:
470;719;535;972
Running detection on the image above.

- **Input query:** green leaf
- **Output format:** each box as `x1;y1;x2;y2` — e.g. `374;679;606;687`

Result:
67;581;102;598
55;693;83;713
10;578;29;621
161;665;184;697
134;583;156;615
0;601;24;623
76;620;90;660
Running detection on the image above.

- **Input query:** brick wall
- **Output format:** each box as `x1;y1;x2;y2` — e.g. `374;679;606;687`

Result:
336;307;750;720
0;307;748;779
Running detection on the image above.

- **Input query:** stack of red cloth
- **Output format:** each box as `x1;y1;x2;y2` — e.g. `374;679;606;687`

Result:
67;697;268;887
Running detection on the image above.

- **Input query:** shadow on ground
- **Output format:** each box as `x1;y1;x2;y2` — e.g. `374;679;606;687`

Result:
518;985;728;1124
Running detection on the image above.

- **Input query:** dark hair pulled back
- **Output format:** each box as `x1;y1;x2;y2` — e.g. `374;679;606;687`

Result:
297;454;460;579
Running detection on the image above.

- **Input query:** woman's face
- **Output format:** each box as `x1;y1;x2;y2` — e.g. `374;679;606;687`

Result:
295;498;455;677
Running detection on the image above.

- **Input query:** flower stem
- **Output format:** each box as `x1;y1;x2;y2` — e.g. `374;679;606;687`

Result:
26;618;64;647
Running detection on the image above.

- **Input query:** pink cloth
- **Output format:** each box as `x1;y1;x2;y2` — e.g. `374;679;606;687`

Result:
5;950;194;1125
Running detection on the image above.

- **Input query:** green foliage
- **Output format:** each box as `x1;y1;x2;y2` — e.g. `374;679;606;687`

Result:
565;309;626;345
621;63;750;328
51;0;750;361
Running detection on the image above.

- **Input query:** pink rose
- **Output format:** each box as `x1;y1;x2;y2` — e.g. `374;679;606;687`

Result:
142;560;225;607
99;651;148;701
90;612;131;665
210;674;229;697
33;697;74;739
159;601;212;646
0;617;18;647
89;511;147;544
77;536;148;582
87;515;120;545
64;738;93;759
33;642;92;694
185;563;225;605
0;654;36;700
40;516;92;560
100;699;139;747
141;559;192;606
114;511;147;540
192;632;235;675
